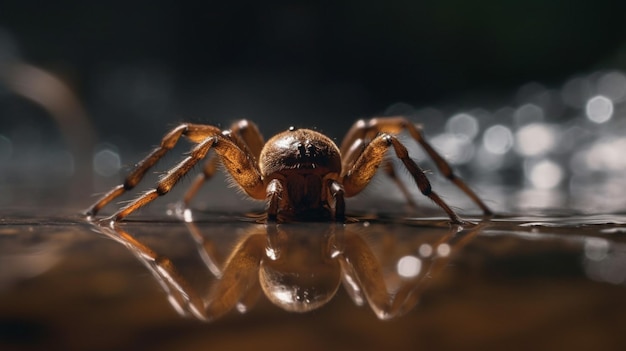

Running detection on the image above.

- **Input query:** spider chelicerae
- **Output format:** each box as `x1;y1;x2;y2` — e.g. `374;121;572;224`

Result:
86;116;492;223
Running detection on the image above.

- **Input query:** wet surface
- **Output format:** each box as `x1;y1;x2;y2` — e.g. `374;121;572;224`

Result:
3;64;626;350
2;206;626;351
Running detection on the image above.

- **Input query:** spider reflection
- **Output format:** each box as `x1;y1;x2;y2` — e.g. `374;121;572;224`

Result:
93;220;483;321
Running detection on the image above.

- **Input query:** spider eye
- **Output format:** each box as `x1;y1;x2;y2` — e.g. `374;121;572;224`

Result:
297;143;307;156
289;126;296;131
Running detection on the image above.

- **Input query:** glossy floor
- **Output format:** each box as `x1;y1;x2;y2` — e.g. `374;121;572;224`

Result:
2;207;626;351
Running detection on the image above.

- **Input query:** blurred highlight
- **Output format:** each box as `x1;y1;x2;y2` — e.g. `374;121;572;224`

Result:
1;29;96;204
392;69;626;212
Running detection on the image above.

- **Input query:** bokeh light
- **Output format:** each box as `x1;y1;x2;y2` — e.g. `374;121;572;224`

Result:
515;123;557;157
561;76;593;108
483;125;514;155
446;113;479;140
585;95;613;124
436;244;451;257
93;147;121;177
418;243;433;258
431;133;475;165
514;103;544;126
597;71;626;102
526;159;564;189
396;255;421;278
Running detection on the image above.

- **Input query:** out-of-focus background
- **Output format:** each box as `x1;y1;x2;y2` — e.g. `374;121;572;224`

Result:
1;0;626;212
5;3;626;351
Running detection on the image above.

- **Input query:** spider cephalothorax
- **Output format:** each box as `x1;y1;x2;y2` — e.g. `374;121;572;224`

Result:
86;117;492;223
260;128;342;220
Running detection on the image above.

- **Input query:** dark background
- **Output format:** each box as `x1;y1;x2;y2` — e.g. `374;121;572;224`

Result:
2;0;626;143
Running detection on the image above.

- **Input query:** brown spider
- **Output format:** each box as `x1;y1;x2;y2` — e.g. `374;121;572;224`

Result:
86;117;492;223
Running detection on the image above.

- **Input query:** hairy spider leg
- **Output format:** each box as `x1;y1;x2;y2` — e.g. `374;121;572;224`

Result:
183;119;265;206
381;160;418;209
86;124;222;216
342;133;462;224
342;136;416;208
340;116;492;216
86;122;266;221
111;133;265;221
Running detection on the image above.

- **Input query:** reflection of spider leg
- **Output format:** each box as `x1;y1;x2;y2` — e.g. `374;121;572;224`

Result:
339;223;484;319
342;133;461;223
182;226;267;320
340;116;492;216
102;225;208;320
203;233;266;320
185;221;224;277
101;223;267;321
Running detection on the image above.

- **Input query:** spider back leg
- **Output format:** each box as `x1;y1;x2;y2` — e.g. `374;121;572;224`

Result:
183;119;265;207
340;116;492;216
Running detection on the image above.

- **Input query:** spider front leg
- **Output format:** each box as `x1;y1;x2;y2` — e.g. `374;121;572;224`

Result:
343;133;462;224
86;123;223;216
104;132;266;222
341;116;492;216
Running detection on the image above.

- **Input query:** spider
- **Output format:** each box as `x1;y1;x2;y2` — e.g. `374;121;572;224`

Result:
86;117;492;223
